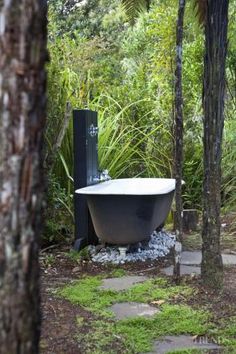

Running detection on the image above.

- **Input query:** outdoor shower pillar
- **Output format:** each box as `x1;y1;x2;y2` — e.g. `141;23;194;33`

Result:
73;109;99;250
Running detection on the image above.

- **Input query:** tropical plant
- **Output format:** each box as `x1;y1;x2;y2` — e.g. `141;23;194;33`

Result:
121;0;150;23
121;0;231;289
46;0;236;252
98;97;172;178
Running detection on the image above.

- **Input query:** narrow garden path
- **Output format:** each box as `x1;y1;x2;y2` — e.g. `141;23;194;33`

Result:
40;244;236;354
162;251;236;276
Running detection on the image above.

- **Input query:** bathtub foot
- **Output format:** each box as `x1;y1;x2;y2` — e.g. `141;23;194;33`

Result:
95;243;106;254
118;247;128;257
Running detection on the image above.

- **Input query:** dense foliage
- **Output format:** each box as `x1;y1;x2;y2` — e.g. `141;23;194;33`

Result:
45;0;236;244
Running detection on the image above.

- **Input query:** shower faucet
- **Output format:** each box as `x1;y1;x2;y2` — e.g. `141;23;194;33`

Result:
93;169;111;183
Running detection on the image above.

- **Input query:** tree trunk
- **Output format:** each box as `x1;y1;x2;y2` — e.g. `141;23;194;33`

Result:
182;209;199;232
201;0;229;289
173;0;185;281
0;1;47;353
173;209;199;232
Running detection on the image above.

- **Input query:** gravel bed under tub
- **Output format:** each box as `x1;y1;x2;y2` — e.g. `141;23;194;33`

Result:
88;230;176;264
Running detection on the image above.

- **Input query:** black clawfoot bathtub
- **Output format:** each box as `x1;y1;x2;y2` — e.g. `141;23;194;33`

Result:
76;178;175;245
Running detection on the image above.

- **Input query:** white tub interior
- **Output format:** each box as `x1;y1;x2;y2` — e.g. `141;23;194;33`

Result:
75;178;176;195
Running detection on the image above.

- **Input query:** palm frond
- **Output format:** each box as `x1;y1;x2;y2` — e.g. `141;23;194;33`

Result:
194;0;207;25
121;0;149;24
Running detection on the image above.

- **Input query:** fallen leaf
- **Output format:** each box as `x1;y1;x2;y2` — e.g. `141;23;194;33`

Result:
151;300;165;305
192;335;199;341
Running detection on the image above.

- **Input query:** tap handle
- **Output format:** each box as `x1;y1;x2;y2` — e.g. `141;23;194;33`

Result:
100;169;111;180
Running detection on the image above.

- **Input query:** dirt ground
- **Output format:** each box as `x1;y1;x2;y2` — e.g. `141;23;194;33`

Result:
40;249;172;353
40;234;236;354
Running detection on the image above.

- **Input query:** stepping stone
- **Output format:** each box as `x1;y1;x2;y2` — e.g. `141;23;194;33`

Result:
161;265;200;276
146;335;221;354
99;275;148;291
180;251;202;265
109;302;160;320
222;254;236;265
180;251;236;266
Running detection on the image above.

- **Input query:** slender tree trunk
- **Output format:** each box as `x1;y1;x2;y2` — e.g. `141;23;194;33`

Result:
0;1;47;353
201;0;229;289
173;0;185;281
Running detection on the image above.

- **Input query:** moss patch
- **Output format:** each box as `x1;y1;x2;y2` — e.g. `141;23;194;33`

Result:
116;305;209;352
110;268;127;278
209;316;236;350
65;247;91;262
75;304;209;353
58;274;236;353
58;275;211;353
59;276;193;316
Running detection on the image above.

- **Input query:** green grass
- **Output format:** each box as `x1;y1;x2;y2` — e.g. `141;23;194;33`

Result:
41;253;56;268
58;274;236;353
65;247;91;262
59;276;194;316
75;304;210;353
110;268;127;278
209;316;236;350
115;305;210;353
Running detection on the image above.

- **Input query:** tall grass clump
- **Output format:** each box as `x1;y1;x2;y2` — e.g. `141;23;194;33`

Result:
98;96;173;179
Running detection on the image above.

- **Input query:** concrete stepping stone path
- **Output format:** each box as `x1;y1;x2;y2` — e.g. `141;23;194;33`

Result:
162;251;236;276
146;335;221;354
99;275;148;291
162;265;200;276
181;251;236;266
222;254;236;265
101;276;160;320
109;302;160;320
181;251;202;265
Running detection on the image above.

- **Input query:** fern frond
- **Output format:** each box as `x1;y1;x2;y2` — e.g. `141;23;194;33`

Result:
121;0;149;24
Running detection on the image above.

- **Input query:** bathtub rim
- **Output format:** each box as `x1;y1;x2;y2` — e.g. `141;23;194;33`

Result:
75;178;183;196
